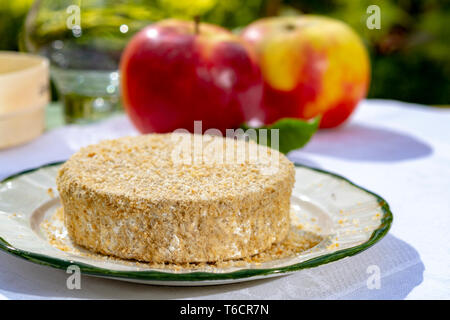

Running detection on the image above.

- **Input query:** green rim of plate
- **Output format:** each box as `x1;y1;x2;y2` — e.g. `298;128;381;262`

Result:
0;162;393;282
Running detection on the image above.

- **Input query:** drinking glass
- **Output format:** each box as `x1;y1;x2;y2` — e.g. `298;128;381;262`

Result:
23;0;154;123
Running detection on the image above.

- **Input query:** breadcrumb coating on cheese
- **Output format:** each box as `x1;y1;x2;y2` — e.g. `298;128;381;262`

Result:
57;133;295;263
41;207;322;271
58;133;291;202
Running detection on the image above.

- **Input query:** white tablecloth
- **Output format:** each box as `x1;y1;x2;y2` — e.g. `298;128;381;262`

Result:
0;99;449;300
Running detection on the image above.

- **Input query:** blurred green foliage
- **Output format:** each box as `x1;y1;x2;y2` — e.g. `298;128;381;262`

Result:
0;0;34;50
0;0;448;104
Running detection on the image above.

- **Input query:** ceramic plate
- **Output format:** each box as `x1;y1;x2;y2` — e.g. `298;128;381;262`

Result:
0;163;392;286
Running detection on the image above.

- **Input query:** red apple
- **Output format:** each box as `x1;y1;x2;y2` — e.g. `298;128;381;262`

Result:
241;16;370;128
120;19;262;134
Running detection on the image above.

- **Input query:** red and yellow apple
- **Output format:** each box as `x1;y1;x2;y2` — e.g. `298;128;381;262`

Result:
120;19;262;134
241;15;370;128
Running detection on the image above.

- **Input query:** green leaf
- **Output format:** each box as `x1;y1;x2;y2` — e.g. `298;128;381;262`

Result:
241;117;320;154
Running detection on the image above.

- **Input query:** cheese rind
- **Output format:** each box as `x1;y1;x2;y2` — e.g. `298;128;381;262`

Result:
57;133;295;263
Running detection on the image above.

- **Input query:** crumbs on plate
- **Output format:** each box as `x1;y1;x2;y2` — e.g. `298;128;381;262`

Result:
41;207;323;272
